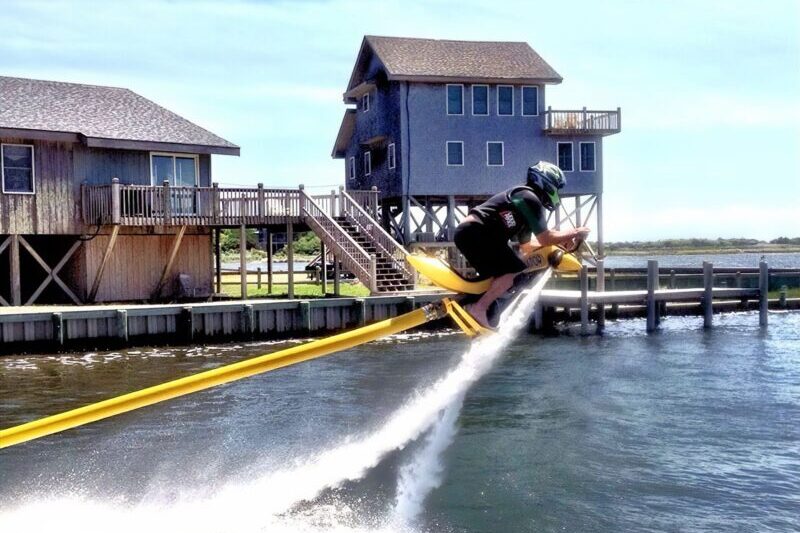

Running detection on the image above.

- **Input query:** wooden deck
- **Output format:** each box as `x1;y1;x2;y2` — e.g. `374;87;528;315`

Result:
543;107;621;136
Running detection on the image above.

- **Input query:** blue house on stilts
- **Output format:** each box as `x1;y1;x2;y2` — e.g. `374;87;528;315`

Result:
332;35;621;261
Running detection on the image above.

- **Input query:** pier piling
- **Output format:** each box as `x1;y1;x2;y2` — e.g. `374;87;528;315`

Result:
703;262;714;328
646;260;658;332
759;261;769;327
580;265;590;335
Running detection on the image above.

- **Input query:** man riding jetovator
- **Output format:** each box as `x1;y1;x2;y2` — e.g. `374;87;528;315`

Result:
454;161;590;328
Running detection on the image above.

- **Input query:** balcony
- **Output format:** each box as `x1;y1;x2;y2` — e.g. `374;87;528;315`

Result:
543;107;621;136
81;180;379;227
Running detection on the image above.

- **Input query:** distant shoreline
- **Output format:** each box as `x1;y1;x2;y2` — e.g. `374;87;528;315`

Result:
606;245;800;256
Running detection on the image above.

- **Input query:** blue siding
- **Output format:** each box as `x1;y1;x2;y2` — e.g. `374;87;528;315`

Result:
403;83;602;197
74;147;211;186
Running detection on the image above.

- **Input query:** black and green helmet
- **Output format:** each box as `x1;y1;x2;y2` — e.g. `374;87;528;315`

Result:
526;161;566;211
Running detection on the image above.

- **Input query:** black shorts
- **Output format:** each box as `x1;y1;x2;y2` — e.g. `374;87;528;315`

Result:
454;219;526;279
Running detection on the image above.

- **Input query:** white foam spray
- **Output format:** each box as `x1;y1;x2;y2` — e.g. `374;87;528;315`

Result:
1;272;550;533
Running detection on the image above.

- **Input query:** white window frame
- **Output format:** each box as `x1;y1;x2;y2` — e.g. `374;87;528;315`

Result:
150;152;200;186
580;142;596;172
1;143;36;195
388;143;396;170
471;84;489;116
522;86;539;116
557;142;574;172
362;92;370;112
446;141;464;167
446;84;464;116
486;141;504;167
364;151;372;176
349;156;356;180
497;85;514;116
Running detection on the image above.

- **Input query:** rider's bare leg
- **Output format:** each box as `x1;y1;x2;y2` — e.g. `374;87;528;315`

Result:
465;272;517;328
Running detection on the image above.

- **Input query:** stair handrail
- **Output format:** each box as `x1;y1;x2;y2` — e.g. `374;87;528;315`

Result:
339;188;413;280
300;190;377;292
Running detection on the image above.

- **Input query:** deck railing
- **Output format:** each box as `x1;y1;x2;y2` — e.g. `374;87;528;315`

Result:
81;182;382;227
543;107;621;135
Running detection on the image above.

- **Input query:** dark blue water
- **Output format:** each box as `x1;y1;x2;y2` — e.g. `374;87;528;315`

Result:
1;312;798;532
604;252;800;269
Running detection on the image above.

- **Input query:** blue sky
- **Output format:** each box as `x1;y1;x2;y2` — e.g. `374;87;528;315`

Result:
2;0;798;240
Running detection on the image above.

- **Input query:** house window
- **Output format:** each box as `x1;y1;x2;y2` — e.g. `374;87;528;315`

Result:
388;143;396;169
446;141;464;166
362;92;370;112
522;86;538;116
151;153;199;186
557;142;574;172
447;84;464;115
580;142;596;171
349;156;356;180
487;142;504;166
1;143;35;194
497;85;514;116
364;151;372;176
472;85;488;115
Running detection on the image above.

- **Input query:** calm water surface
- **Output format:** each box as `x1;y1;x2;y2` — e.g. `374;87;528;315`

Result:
1;312;798;532
604;252;800;269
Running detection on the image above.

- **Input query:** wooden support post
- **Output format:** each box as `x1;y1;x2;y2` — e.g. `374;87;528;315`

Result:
240;223;247;300
257;183;265;221
241;304;254;337
646;260;658;332
111;177;121;224
89;225;120;302
404;295;416;313
596;259;606;333
779;286;787;308
669;269;676;289
402;195;412;244
759;260;768;327
257;267;262;290
533;301;544;331
267;232;274;294
212;182;220;224
214;228;222;294
735;271;742;288
10;234;21;306
703;261;714;329
596;194;604;258
446;195;456;240
330;189;337;218
320;242;327;294
333;256;341;296
116;309;128;342
287;221;294;299
152;225;187;300
299;300;311;331
354;298;366;326
370;186;379;219
579;264;590;336
181;306;194;342
575;195;582;227
52;312;64;346
162;179;171;225
369;254;378;294
610;268;618;317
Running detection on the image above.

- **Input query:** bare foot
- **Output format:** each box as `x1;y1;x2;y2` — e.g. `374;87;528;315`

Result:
464;303;491;329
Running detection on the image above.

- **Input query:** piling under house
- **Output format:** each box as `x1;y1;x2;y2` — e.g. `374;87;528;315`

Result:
0;76;239;305
332;36;621;255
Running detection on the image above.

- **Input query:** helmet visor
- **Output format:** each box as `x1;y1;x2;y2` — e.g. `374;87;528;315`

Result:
548;189;561;209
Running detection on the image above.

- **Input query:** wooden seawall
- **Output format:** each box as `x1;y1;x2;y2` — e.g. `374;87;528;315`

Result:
0;293;443;354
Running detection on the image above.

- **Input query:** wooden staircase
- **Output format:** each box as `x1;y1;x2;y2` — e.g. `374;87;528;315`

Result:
300;189;415;293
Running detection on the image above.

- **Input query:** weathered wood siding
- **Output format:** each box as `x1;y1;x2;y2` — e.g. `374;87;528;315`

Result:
0;138;80;234
0;136;212;235
83;232;212;302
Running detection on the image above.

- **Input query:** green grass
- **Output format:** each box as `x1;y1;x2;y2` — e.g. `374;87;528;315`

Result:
769;287;800;299
221;282;371;299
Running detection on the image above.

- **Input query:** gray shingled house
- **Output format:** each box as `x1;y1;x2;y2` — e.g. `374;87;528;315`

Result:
0;76;239;305
333;36;620;254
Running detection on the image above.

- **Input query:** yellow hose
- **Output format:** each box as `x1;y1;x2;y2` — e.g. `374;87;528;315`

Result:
0;305;441;449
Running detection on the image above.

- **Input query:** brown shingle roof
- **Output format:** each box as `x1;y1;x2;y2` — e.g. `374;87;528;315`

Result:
0;76;239;155
361;36;562;86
